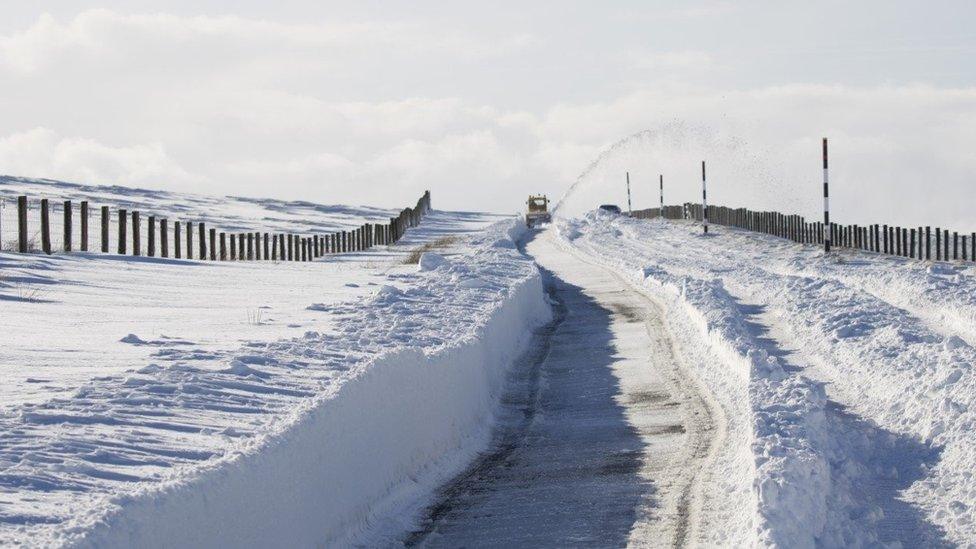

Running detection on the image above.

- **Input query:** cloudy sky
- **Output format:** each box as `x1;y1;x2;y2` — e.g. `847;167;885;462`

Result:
1;1;974;226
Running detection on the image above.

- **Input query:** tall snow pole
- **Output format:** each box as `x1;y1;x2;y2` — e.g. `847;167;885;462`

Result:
823;137;830;253
659;174;664;218
701;161;709;234
626;171;632;215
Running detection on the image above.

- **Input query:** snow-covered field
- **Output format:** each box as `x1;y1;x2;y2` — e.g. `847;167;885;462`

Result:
6;171;974;547
558;211;976;547
0;176;401;250
0;178;550;546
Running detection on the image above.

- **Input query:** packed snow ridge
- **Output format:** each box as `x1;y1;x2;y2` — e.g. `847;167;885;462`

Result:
558;211;975;547
0;205;549;546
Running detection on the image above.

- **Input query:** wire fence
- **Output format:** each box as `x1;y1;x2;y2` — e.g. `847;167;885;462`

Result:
632;203;976;263
0;191;432;262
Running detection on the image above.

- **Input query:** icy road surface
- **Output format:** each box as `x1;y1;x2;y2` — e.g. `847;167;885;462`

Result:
403;230;721;547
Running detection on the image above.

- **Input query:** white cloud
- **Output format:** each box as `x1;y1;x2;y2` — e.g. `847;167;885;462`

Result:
0;128;203;189
0;9;973;229
0;10;537;74
625;50;715;72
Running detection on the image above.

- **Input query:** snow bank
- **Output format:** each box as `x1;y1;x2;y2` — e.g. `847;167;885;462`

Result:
1;218;549;547
558;215;832;547
558;212;976;546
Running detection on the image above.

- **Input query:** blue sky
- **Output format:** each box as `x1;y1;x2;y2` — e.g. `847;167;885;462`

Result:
1;1;974;226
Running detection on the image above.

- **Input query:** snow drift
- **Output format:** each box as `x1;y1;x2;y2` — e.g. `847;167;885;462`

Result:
557;210;975;547
0;217;550;547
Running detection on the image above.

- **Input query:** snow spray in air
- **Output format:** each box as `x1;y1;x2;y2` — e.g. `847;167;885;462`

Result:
551;121;796;221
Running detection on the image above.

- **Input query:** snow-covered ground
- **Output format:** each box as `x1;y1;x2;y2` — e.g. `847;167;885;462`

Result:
0;176;400;252
558;211;976;547
0;178;551;546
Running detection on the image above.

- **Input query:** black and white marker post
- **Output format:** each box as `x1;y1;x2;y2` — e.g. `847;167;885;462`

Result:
701;161;709;234
823;137;830;253
626;171;632;215
659;174;664;218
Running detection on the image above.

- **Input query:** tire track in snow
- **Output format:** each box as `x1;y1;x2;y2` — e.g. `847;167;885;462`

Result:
402;230;720;547
553;233;726;548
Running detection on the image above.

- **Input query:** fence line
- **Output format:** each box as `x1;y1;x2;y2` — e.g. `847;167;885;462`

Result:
1;190;432;263
631;202;976;264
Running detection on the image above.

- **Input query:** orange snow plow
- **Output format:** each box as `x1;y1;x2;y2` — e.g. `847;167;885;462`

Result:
526;195;551;227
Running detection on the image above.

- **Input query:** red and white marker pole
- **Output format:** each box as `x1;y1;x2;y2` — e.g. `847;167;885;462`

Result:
626;171;632;215
702;161;709;234
659;174;664;218
823;138;830;253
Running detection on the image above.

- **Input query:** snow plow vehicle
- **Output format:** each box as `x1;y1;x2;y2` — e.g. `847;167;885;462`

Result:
525;195;551;227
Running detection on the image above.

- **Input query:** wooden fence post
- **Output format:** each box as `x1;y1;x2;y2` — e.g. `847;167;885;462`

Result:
220;232;227;260
40;199;52;254
117;208;127;255
199;223;206;260
148;216;156;256
186;222;193;260
101;206;110;253
238;234;245;260
63;200;72;252
256;233;263;260
132;211;141;256
925;226;930;260
175;221;182;259
161;219;169;258
80;201;89;252
263;233;270;260
17;196;28;253
230;235;237;260
209;228;216;261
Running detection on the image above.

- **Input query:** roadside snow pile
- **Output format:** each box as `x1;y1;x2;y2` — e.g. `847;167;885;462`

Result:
558;212;976;547
558;215;828;547
0;218;549;547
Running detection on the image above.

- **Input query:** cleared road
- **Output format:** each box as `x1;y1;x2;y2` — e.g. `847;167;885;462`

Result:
403;230;719;548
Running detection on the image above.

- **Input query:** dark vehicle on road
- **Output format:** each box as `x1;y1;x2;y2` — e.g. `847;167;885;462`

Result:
598;204;622;214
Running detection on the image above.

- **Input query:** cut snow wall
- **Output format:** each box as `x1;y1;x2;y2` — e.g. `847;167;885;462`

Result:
67;220;551;548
